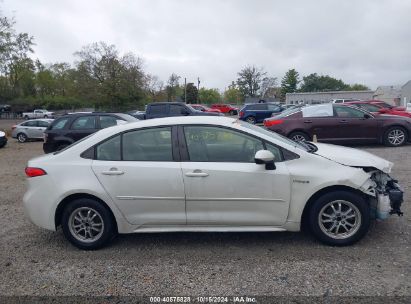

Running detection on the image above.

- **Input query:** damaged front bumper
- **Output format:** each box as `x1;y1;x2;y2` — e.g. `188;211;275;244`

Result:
363;171;404;219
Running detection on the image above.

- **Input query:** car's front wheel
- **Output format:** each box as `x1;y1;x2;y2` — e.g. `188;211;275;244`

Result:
61;198;116;250
308;191;370;246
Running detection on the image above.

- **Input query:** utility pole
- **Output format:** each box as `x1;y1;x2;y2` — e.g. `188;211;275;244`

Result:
184;78;187;104
197;77;200;103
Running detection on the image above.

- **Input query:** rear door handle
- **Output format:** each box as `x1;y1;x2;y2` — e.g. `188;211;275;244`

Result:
102;168;124;175
304;120;312;123
340;120;348;123
185;170;209;177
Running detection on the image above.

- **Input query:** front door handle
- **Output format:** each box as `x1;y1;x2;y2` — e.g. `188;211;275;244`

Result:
304;120;312;123
339;120;348;123
102;168;124;175
185;169;209;177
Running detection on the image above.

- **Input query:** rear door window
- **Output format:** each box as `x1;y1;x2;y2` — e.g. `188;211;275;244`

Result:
123;127;173;161
169;104;186;115
38;120;50;128
302;104;333;117
149;104;167;114
71;116;97;130
335;106;366;118
21;121;38;127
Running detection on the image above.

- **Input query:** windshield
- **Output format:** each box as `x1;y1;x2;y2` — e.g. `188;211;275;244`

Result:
238;120;309;151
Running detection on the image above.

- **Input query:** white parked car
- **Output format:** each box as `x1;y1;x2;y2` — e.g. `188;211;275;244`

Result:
12;119;54;143
23;109;54;119
23;117;404;250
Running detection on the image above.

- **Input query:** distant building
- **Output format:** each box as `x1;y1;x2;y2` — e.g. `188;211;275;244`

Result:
373;85;402;106
244;97;279;104
286;90;374;105
400;80;411;106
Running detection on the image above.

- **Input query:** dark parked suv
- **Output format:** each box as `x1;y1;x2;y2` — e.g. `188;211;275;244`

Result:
239;103;283;124
43;113;137;153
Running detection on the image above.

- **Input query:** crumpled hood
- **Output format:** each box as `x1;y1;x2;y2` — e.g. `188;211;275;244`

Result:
313;142;393;173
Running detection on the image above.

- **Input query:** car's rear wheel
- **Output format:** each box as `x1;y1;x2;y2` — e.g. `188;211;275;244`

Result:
17;133;27;143
384;126;407;147
44;115;48;118
24;115;29;120
61;198;115;250
308;191;370;246
288;131;310;142
246;116;256;124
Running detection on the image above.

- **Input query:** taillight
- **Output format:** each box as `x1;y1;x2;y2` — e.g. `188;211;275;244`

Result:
11;125;16;130
25;167;47;178
264;119;284;127
239;111;244;118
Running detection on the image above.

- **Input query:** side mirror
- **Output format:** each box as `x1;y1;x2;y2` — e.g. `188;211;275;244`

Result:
254;150;276;170
182;109;190;115
364;113;371;119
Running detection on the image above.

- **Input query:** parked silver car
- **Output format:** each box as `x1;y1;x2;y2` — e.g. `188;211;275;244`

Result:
12;119;54;143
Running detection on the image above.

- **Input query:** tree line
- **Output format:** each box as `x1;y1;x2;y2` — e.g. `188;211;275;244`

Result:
0;12;369;111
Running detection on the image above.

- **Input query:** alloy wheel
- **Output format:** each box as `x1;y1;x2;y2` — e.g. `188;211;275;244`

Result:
18;134;27;143
68;207;105;243
318;200;361;240
387;129;405;146
292;134;307;142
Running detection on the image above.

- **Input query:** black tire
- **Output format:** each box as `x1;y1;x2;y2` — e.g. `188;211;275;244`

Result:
383;126;407;147
245;116;256;124
229;110;235;116
61;198;116;250
308;190;370;246
288;131;310;142
44;115;48;118
24;115;29;120
17;133;27;143
0;141;6;148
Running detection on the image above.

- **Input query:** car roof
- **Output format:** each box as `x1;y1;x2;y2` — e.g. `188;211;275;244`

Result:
20;118;54;123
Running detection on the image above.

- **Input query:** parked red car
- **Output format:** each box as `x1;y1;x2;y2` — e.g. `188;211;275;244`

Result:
210;104;238;115
191;104;222;113
344;101;411;118
264;103;411;147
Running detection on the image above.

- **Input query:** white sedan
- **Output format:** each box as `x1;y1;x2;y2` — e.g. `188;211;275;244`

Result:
23;116;404;249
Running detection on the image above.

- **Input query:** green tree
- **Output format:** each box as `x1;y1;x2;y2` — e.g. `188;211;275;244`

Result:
181;82;198;104
0;13;35;100
236;65;266;97
280;69;300;100
166;73;181;102
198;88;221;104
300;73;348;92
223;82;243;104
74;42;145;110
347;83;370;91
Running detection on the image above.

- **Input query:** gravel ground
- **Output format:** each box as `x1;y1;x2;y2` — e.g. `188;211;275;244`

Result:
0;119;410;299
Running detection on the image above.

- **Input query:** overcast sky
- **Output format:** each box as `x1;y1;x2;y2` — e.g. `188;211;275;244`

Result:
3;0;411;90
